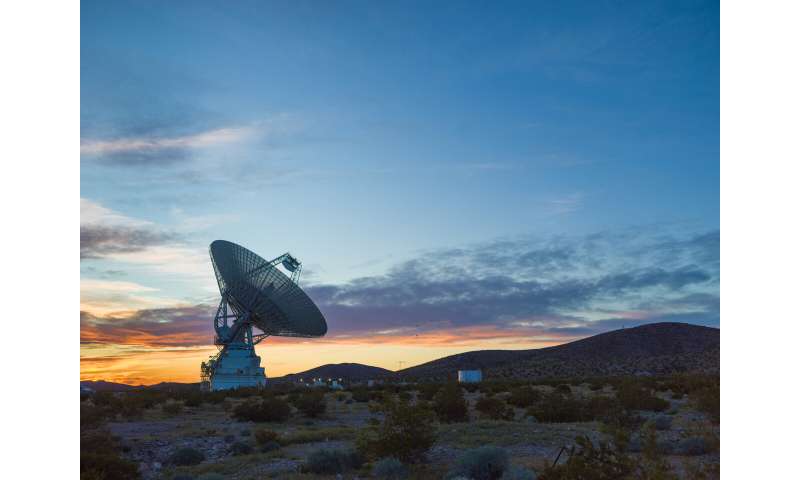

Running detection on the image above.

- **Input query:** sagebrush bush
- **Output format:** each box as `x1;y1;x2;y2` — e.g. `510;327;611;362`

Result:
80;453;140;480
447;446;509;480
293;391;327;418
691;386;719;422
526;393;587;423
80;428;140;480
538;436;633;480
616;383;669;412
475;396;514;420
254;428;279;445
304;449;363;474
161;401;183;415
351;388;371;402
372;457;409;479
433;383;468;423
356;399;436;463
232;396;291;422
168;447;205;466
183;393;203;408
507;386;541;408
417;383;441;401
197;474;225;480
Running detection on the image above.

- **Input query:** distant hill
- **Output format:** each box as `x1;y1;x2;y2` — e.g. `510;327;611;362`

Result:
399;322;720;380
80;380;142;392
276;363;393;382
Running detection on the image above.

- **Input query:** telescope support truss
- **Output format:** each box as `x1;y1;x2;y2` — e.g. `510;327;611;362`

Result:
200;296;268;391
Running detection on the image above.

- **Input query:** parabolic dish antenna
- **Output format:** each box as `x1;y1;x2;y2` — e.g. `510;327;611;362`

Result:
201;240;327;390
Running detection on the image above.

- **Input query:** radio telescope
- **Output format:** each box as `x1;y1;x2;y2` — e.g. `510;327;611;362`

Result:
200;240;327;390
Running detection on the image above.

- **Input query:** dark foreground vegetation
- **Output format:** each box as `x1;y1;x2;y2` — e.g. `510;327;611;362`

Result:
81;373;719;479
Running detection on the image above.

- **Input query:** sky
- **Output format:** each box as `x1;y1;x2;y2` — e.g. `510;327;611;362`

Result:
80;0;719;385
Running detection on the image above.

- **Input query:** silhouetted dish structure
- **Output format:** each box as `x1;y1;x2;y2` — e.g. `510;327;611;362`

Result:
209;240;327;338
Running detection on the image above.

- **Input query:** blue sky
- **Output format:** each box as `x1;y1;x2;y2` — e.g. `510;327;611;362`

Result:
80;1;719;383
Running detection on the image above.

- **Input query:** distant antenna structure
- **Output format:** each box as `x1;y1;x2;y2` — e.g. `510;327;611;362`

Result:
200;240;327;390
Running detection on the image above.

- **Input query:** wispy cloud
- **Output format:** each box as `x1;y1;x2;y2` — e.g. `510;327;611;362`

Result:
80;198;212;282
545;192;584;215
80;125;258;166
80;198;178;259
80;279;183;315
81;306;213;347
81;126;255;156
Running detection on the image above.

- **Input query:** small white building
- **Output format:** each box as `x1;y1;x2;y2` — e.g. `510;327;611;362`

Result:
458;369;482;383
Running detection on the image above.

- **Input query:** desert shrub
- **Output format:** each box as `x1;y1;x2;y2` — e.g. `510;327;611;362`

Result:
304;449;363;474
232;396;291;422
293;391;327;418
183;393;203;408
538;436;634;480
254;428;279;445
351;388;371;402
168;447;205;466
197;474;225;480
501;465;537;480
447;446;509;480
398;390;412;402
356;399;436;463
81;404;109;428
589;381;606;391
161;401;183;415
616;383;669;412
417;383;441;401
433;383;468;423
229;441;253;456
555;384;572;395
485;381;513;395
475;396;514;420
691;386;720;422
527;393;588;423
507;386;541;408
80;453;140;480
676;437;709;456
373;457;408;479
585;396;623;422
81;430;120;456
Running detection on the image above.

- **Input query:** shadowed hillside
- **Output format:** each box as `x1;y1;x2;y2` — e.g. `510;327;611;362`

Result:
399;322;719;380
276;362;393;382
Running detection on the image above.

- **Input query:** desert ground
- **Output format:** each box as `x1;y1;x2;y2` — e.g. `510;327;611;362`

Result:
81;376;719;480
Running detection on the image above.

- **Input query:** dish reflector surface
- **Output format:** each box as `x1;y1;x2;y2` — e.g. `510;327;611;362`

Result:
209;240;327;337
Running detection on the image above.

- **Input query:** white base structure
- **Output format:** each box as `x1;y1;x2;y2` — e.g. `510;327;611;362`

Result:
458;369;482;383
204;346;267;391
